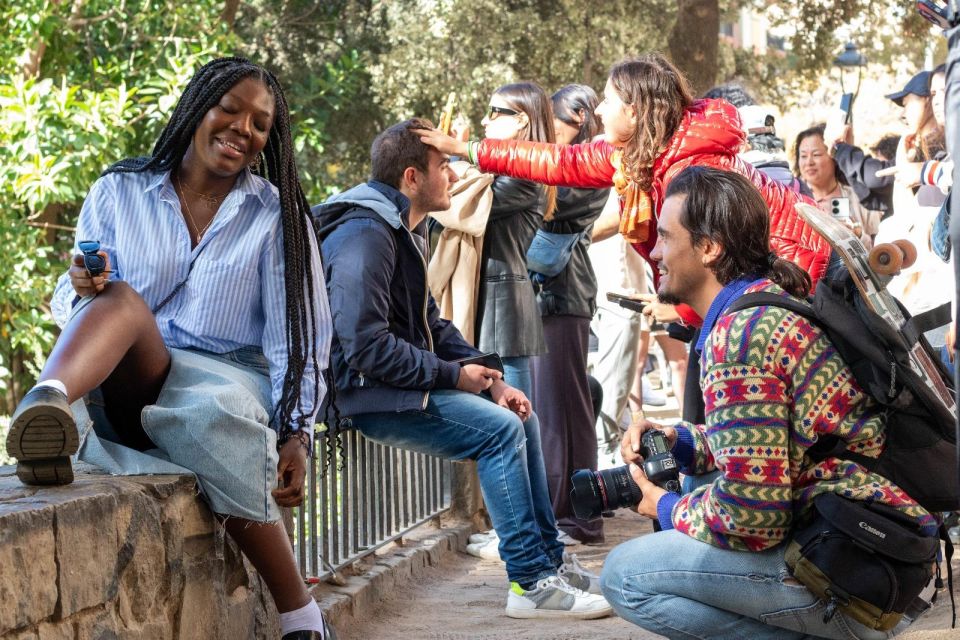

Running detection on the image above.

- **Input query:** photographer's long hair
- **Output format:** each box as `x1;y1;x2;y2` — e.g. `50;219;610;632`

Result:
665;166;812;298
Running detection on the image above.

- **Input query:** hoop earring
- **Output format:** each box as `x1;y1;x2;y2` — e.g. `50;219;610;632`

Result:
249;153;262;172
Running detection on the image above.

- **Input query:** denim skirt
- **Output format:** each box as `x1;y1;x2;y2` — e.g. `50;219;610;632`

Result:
72;346;281;523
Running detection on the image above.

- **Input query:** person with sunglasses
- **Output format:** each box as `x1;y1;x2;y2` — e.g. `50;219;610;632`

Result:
5;58;335;639
459;82;600;558
469;81;557;406
417;54;832;327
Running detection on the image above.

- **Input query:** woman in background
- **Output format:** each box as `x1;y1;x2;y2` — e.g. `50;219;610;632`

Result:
793;124;874;246
529;84;610;544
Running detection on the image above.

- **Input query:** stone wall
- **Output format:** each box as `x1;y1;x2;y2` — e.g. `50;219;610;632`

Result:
0;465;278;640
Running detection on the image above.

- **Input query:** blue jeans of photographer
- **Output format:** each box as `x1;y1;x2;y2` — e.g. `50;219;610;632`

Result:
351;389;565;586
599;473;913;640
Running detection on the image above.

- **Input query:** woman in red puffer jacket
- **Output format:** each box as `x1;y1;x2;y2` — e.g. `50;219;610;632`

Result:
418;54;829;325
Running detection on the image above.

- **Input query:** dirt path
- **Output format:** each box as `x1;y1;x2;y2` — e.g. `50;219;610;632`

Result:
339;505;960;640
339;391;959;639
341;510;661;640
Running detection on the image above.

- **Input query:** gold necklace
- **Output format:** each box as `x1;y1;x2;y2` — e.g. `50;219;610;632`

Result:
178;175;229;212
175;172;217;241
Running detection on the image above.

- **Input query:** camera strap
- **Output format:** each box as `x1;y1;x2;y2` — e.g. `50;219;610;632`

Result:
152;242;210;315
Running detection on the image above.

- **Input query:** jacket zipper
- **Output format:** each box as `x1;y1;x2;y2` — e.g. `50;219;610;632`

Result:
408;227;433;410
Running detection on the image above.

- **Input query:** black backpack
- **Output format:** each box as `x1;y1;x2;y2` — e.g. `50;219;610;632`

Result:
726;262;959;514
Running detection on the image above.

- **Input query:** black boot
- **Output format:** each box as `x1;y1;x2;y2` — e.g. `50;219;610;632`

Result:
6;386;78;485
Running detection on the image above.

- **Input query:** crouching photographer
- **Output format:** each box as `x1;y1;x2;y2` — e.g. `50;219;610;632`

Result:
598;166;941;640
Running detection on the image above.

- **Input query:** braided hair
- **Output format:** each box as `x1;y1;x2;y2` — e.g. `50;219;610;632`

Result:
105;57;322;442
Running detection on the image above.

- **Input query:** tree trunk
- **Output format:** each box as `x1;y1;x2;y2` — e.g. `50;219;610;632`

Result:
667;0;720;96
221;0;241;29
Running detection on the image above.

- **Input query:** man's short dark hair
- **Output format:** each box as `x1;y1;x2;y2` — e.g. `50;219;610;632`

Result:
370;117;435;189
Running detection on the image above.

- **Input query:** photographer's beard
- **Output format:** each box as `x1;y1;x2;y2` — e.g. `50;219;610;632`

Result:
657;291;683;306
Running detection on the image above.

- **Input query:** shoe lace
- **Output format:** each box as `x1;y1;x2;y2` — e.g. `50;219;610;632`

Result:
542;574;588;597
559;553;592;579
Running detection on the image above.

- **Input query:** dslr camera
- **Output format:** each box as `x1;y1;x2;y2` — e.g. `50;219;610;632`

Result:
570;429;680;520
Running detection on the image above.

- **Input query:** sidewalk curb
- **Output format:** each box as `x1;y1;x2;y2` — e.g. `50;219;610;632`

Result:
310;519;475;629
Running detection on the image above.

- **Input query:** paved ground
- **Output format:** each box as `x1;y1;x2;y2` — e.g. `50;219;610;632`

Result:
340;391;960;640
340;506;960;640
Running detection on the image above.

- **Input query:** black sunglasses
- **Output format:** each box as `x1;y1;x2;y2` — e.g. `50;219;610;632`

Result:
488;105;519;120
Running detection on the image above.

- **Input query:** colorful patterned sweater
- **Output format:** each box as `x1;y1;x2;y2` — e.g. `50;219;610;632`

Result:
664;280;937;551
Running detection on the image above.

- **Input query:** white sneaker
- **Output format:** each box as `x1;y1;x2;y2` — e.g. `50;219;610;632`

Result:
641;376;667;407
469;530;498;545
505;575;612;619
556;530;579;546
557;552;602;595
466;537;502;561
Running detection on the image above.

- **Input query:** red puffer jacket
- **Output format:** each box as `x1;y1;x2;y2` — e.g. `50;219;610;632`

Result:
477;99;830;321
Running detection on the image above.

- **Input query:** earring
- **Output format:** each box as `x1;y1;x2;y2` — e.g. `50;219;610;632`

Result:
249;154;262;172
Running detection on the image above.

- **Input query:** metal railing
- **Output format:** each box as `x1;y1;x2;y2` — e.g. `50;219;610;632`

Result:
293;428;452;579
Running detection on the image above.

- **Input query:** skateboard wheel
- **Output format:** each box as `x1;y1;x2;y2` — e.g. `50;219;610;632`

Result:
892;239;917;269
869;243;904;275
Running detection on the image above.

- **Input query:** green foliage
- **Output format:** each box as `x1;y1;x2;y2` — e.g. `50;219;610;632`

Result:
0;0;232;411
0;0;941;411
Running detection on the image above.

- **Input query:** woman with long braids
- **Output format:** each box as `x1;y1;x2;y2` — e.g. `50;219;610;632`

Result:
418;53;832;324
5;58;334;639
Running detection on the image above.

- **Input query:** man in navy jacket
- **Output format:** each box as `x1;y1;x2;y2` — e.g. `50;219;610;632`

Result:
312;118;611;620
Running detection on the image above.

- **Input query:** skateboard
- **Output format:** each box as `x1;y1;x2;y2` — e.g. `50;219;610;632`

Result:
795;202;956;418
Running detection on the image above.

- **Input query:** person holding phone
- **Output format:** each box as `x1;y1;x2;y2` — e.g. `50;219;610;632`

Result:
793;124;874;247
6;58;334;639
313;119;612;620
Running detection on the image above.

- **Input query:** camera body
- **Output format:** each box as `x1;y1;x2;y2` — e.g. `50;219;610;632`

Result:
569;429;680;520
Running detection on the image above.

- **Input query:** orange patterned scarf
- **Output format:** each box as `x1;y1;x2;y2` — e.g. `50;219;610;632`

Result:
611;150;652;243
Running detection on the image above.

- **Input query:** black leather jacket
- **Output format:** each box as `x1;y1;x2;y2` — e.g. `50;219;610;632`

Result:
536;187;609;318
833;142;895;215
475;176;547;357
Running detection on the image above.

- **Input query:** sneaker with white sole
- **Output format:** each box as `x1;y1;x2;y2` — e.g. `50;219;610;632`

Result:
505;575;612;619
555;530;579;546
641;376;667;407
468;530;498;545
465;537;502;561
557;552;601;595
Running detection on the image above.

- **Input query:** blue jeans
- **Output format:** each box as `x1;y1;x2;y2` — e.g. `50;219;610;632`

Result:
501;356;565;561
351;389;564;585
501;356;531;398
600;471;912;639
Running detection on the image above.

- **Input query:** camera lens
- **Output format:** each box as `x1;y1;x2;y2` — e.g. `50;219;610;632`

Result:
569;466;642;520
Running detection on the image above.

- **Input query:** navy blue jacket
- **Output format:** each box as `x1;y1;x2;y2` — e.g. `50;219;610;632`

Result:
312;182;480;417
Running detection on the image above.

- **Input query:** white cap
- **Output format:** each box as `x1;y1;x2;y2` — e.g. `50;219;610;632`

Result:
738;105;775;135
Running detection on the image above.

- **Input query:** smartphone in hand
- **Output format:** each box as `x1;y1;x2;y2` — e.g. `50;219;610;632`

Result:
455;352;504;375
606;292;647;313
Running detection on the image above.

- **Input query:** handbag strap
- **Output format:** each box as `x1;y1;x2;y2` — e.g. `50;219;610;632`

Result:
152;242;210;314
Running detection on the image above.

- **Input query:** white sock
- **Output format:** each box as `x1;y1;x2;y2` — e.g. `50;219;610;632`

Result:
33;379;68;398
279;599;325;637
